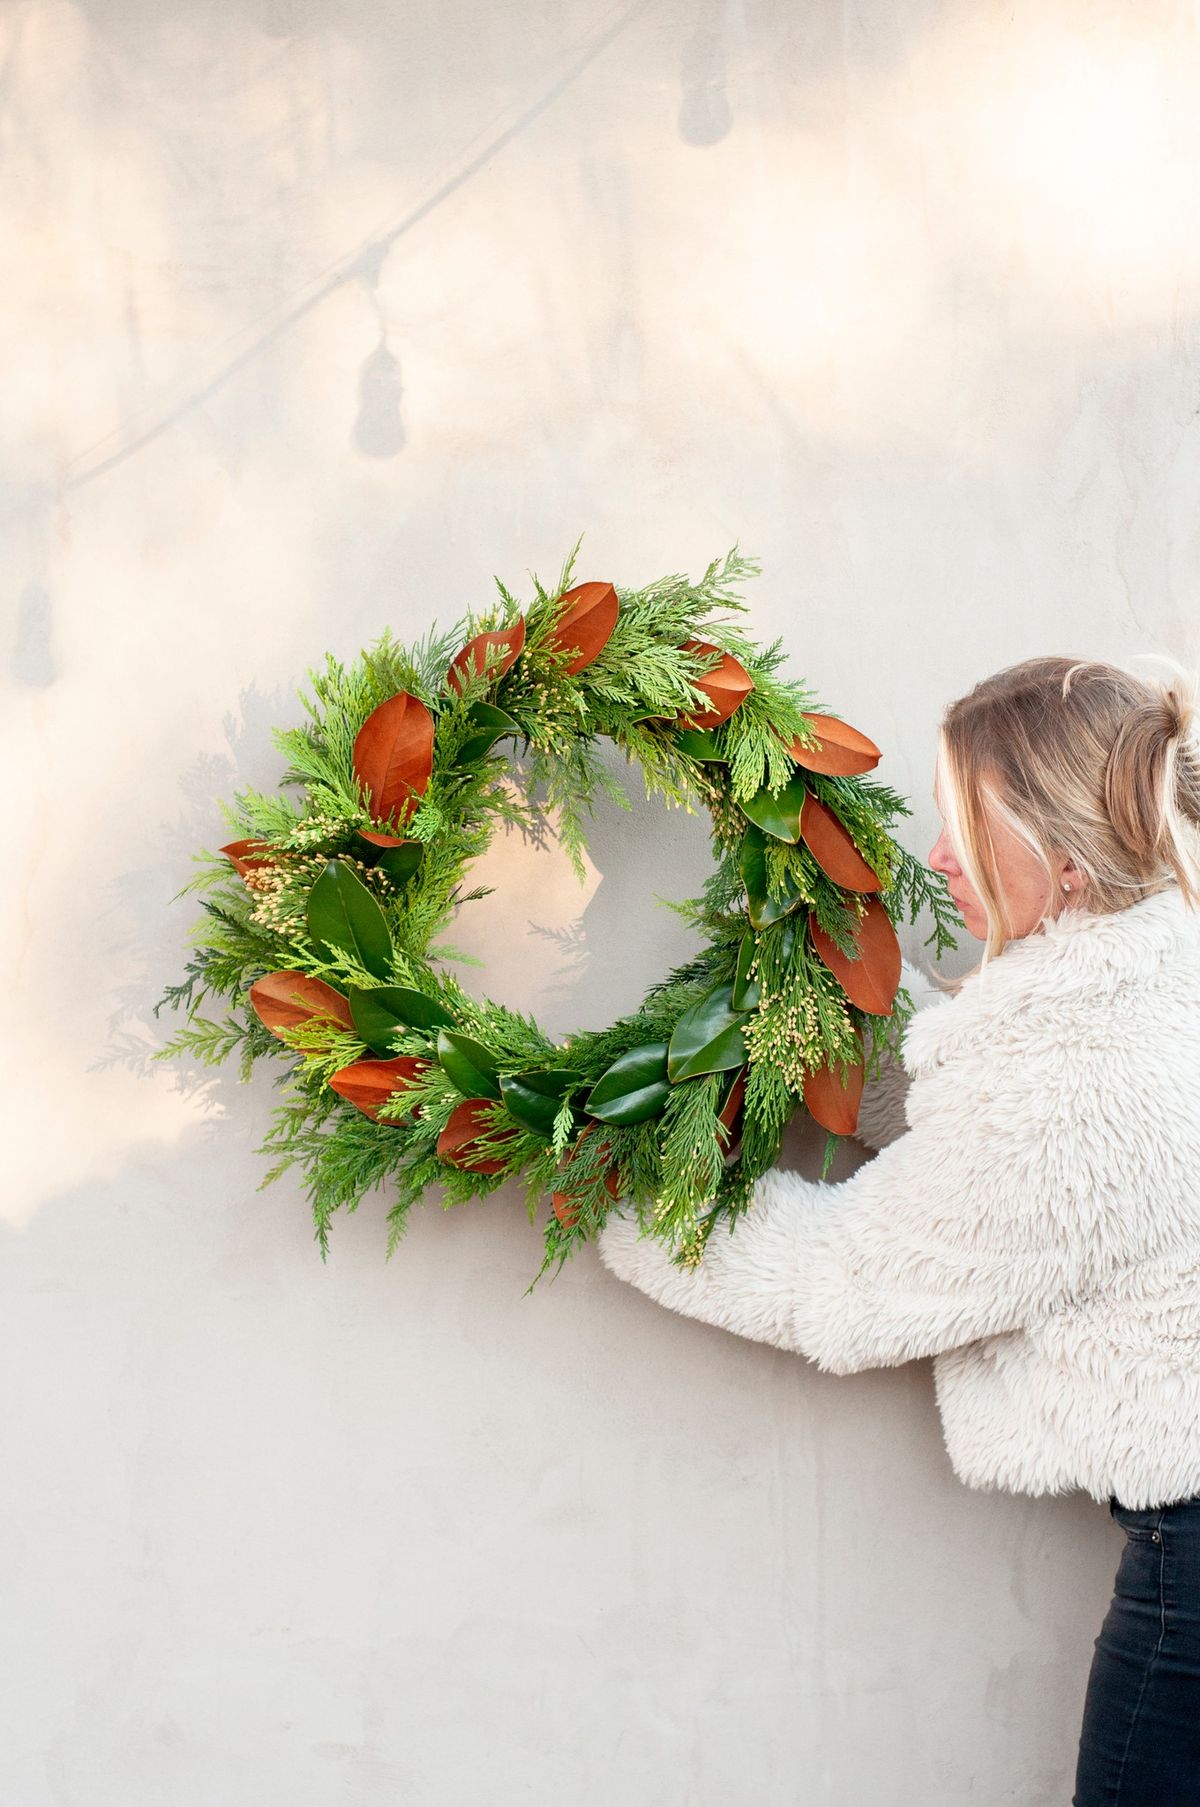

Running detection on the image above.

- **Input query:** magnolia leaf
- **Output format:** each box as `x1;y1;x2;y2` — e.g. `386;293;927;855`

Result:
807;899;902;1015
353;830;424;886
437;1098;518;1172
352;692;434;830
220;838;275;882
676;639;754;729
667;981;748;1082
447;617;527;697
355;829;405;852
499;1068;585;1137
585;1042;670;1125
718;1066;747;1130
551;1175;619;1229
717;1066;748;1162
739;825;806;929
305;859;394;980
802;1033;865;1136
328;1055;430;1122
731;932;761;1010
376;842;425;885
348;985;456;1056
551;1125;620;1228
674;728;727;761
799;793;881;892
457;701;522;765
437;1029;502;1100
737;771;808;843
249;972;354;1041
784;713;881;777
544;581;619;673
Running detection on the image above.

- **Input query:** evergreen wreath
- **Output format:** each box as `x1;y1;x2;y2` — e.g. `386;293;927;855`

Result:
154;543;958;1286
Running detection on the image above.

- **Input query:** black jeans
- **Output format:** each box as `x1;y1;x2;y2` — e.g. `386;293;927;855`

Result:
1073;1493;1200;1805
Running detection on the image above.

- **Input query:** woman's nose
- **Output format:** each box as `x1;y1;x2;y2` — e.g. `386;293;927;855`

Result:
928;828;958;876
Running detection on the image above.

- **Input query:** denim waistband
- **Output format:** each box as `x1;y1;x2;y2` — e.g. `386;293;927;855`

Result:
1110;1492;1200;1518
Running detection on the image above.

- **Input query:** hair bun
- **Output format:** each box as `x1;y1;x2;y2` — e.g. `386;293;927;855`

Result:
1164;684;1197;749
1127;653;1199;750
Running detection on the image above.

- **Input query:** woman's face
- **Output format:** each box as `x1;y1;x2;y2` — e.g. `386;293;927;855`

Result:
928;764;1085;941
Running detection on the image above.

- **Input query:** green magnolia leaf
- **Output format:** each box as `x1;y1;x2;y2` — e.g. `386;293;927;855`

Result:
586;1042;671;1125
667;981;749;1081
499;1068;585;1137
739;826;806;929
674;728;727;762
437;1029;502;1100
351;832;424;887
737;772;808;842
375;842;424;885
457;701;522;766
348;985;456;1056
305;858;394;980
731;931;761;1010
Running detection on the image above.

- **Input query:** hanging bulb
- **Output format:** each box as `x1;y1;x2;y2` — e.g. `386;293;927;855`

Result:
352;338;406;458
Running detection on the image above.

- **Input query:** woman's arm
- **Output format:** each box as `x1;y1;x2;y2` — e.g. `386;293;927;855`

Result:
597;1039;1133;1374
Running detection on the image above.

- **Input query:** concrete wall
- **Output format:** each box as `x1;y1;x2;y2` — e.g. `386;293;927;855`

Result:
5;1;1199;1800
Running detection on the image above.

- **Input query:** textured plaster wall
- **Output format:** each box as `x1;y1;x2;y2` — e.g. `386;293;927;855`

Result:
4;1;1200;1801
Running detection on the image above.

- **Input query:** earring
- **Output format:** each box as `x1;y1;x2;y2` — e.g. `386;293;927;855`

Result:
1062;881;1072;892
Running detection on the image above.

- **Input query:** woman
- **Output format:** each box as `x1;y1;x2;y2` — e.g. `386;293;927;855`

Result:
597;655;1200;1805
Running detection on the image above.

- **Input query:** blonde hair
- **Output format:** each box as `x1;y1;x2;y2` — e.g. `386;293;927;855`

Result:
932;653;1200;989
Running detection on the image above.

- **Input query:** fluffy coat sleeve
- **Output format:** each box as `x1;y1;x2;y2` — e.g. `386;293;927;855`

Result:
597;992;1146;1375
850;959;943;1151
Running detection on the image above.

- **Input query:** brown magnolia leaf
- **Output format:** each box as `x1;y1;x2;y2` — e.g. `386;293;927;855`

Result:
551;1126;619;1229
356;830;408;850
545;581;619;674
328;1055;430;1122
676;639;755;729
716;1065;748;1164
784;713;881;777
220;838;275;882
807;899;902;1016
799;792;882;892
352;692;435;830
437;1097;519;1173
446;616;527;698
551;1168;619;1229
718;1067;747;1132
249;972;354;1041
802;1037;865;1136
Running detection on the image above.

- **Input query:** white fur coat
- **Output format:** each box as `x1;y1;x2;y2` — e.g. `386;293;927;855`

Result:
597;885;1200;1510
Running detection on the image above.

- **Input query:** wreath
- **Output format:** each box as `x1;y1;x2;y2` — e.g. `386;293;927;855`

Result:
154;544;958;1285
